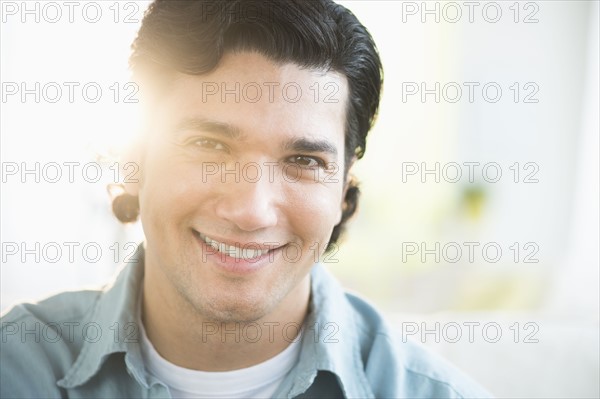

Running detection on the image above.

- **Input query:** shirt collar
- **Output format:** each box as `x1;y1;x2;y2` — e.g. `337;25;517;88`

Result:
57;243;148;389
57;247;374;397
284;264;374;399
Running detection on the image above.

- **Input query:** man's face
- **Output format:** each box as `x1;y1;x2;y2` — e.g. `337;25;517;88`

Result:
133;52;349;323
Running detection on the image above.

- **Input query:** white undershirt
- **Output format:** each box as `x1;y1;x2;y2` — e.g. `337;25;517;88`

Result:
138;311;301;398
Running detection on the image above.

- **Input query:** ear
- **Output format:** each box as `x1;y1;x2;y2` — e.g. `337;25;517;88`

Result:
121;142;144;197
337;156;358;223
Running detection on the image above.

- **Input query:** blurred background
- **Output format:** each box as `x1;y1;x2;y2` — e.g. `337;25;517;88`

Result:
1;1;598;397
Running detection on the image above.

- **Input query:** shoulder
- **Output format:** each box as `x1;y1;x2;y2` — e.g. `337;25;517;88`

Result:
343;292;493;399
2;289;101;325
1;290;101;398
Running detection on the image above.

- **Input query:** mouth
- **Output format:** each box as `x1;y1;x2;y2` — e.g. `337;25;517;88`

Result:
194;230;283;261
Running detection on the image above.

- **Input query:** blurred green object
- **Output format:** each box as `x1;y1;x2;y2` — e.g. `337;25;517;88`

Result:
461;186;487;221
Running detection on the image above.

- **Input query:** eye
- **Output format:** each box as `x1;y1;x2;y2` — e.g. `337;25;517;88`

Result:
286;155;326;169
192;137;227;151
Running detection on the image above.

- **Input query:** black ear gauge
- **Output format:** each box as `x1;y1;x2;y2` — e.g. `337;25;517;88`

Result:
108;184;140;223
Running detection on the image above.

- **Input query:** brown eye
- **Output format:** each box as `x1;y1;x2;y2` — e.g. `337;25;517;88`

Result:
287;156;325;169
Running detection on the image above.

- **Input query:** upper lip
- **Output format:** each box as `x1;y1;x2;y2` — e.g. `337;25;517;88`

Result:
193;229;285;250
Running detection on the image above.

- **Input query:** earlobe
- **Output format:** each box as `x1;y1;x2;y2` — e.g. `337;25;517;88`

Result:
336;205;344;225
124;178;140;197
337;184;349;224
337;175;352;225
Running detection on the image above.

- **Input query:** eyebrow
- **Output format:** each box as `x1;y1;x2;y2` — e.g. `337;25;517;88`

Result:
174;117;338;157
284;137;338;157
174;118;243;140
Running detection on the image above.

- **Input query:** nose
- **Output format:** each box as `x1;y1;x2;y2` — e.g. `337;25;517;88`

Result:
214;172;279;232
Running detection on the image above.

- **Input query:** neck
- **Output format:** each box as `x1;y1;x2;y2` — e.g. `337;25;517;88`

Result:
141;266;311;371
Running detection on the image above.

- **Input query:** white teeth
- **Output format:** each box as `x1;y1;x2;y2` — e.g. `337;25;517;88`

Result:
199;233;271;260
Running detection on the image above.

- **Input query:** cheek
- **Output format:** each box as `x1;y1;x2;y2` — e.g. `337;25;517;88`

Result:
138;152;205;224
284;184;344;241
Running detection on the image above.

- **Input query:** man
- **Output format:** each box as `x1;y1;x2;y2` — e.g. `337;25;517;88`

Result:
1;1;492;397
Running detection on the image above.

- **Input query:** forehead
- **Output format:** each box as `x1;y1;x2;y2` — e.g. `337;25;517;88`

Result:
153;52;349;145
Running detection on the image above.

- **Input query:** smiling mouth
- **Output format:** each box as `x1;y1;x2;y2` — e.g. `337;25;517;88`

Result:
195;231;280;260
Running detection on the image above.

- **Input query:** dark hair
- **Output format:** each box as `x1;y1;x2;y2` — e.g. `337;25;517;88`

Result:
113;0;383;250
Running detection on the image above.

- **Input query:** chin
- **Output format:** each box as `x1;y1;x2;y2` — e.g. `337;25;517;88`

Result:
188;291;277;324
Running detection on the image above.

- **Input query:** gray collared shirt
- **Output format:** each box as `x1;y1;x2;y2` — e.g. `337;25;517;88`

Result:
1;244;492;398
